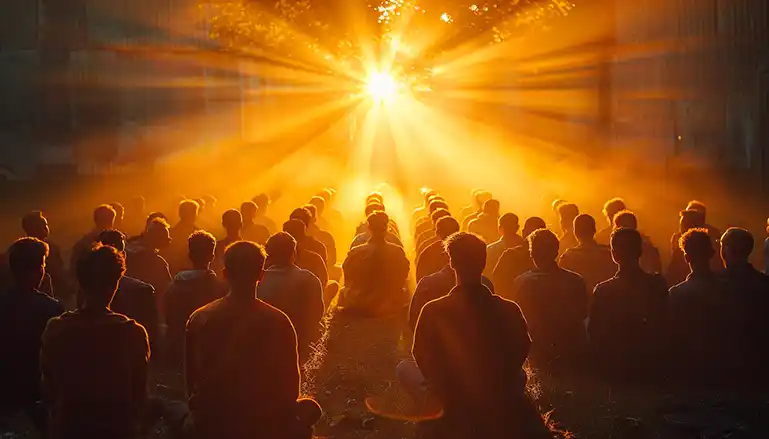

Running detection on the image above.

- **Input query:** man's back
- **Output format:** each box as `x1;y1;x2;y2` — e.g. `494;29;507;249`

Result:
721;265;769;374
242;222;270;245
125;241;172;297
468;214;500;244
342;240;409;315
41;310;149;438
111;276;158;350
415;240;448;282
559;243;616;294
485;236;524;278
492;245;534;299
295;247;328;287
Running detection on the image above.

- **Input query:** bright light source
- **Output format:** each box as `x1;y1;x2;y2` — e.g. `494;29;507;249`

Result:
365;72;399;103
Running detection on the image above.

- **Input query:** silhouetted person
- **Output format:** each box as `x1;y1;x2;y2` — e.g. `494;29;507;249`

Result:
350;202;403;248
164;231;227;364
125;218;172;317
559;214;616;294
41;244;149;439
0;238;64;430
403;232;536;438
415;208;452;259
412;188;438;227
214;209;244;276
317;188;344;234
303;203;337;268
416;216;460;282
588;228;668;381
613;210;663;275
468;199;502;244
290;207;328;263
667;209;706;287
283;220;329;288
461;190;492;231
253;193;278;235
22;211;66;300
458;189;482;224
513;229;588;364
168;199;201;274
259;233;324;364
485;213;525;277
127;212;168;245
595;197;626;245
240;201;270;245
71;204;117;273
308;196;331;232
414;199;449;242
110;202;125;231
124;196;147;238
493;217;547;299
686;200;722;241
96;230;158;352
341;212;409;316
557;203;580;253
185;241;321;439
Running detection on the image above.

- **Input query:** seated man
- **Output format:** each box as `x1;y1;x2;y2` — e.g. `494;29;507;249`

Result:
282;220;329;288
351;203;403;249
492;217;547;299
513;229;588;363
185;241;321;439
303;203;337;268
290;208;328;264
467;199;502;244
415;209;452;261
164;231;227;363
41;244;149;439
341;212;410;317
559;214;617;294
588;228;668;381
401;233;535;438
0;238;64;429
460;190;492;232
259;233;324;363
485;213;525;277
416;216;460;283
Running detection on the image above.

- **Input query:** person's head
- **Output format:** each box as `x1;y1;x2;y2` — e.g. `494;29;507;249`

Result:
613;210;638;230
610;227;643;266
557;203;579;232
686;200;707;218
97;229;127;254
283;219;307;241
289;207;313;228
194;197;207;213
7;237;49;290
223;241;266;293
573;214;597;243
144;217;172;250
240;201;258;222
303;204;318;224
366;192;384;205
430;208;451;226
145;212;167;231
365;202;385;218
422;188;438;205
317;189;333;204
203;195;218;210
129;196;145;215
474;190;492;210
309;196;326;216
679;228;713;268
21;211;50;240
498;213;520;237
679;209;706;234
367;211;390;238
188;231;216;269
178;199;200;224
265;232;297;266
445;232;486;282
529;229;560;268
77;244;125;308
428;199;449;215
603;197;626;224
93;204;117;230
253;193;270;211
522;217;547;240
552;199;568;214
482;199;501;216
109;202;125;223
222;209;243;235
720;227;754;268
436;216;460;240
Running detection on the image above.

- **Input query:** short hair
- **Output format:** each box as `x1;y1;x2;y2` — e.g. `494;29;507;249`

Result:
529;229;560;262
146;212;167;226
482;199;501;215
365;203;385;217
203;195;218;208
303;204;317;218
436;216;460;239
680;209;706;230
603;197;626;220
97;229;127;253
610;227;643;261
265;232;297;265
7;238;49;279
194;197;206;210
222;209;243;229
188;231;216;264
367;211;390;234
317;189;333;202
498;213;520;234
283;219;307;240
223;241;266;280
613;210;638;230
428;200;449;214
721;228;754;261
289;207;313;227
253;193;270;209
179;199;200;221
309;196;326;215
423;189;438;202
475;191;492;206
557;203;579;222
77;243;125;296
573;214;597;239
522;217;547;238
146;217;171;243
109;202;124;218
430;208;451;224
94;204;117;228
686;200;707;215
240;201;258;220
679;228;713;262
21;211;47;236
366;192;384;204
444;232;486;276
552;199;568;213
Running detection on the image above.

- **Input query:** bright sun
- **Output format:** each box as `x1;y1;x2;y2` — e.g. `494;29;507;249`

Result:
365;72;399;102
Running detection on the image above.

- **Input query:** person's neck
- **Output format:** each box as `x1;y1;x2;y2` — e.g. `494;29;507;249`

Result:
369;233;386;242
535;260;559;271
192;263;211;271
689;263;712;275
617;262;642;274
229;284;257;299
14;283;39;293
455;274;483;288
577;238;597;247
82;302;111;313
226;231;241;240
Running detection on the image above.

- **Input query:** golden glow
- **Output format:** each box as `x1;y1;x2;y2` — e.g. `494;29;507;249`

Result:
365;71;400;103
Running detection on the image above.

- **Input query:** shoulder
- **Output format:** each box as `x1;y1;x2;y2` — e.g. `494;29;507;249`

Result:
122;276;155;292
593;277;618;298
257;300;296;334
560;267;585;282
34;291;65;315
188;297;226;326
491;294;526;319
298;267;323;286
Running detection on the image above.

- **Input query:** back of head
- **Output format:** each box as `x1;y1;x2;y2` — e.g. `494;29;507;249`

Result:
145;218;172;249
529;229;560;266
720;227;753;266
109;202;125;219
367;211;390;237
8;237;49;286
97;229;127;253
686;200;707;217
552;199;568;214
522;217;547;239
317;189;333;203
193;198;206;212
203;195;218;209
475;191;492;209
482;199;501;216
679;228;713;265
436;216;460;240
303;204;318;220
573;214;597;241
603;197;626;222
283;219;307;241
309;196;326;215
179;199;200;223
188;231;216;266
265;232;297;266
21;211;48;239
223;241;266;285
94;204;117;230
366;192;384;205
290;207;313;228
428;199;449;214
253;193;270;210
610;227;643;264
444;232;486;280
680;209;706;232
77;244;125;305
430;208;451;225
557;203;579;225
498;213;520;236
145;212;167;230
423;189;438;204
613;210;638;230
365;202;385;217
240;201;258;221
129;196;146;213
222;209;243;232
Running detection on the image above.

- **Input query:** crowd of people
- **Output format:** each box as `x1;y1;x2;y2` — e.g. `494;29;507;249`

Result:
1;186;769;439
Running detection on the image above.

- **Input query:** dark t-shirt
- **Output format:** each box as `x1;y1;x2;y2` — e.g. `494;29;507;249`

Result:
559;242;617;294
342;239;410;316
415;240;448;283
493;245;534;299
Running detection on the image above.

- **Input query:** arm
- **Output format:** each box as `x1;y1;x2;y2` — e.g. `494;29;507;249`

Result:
274;316;301;405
